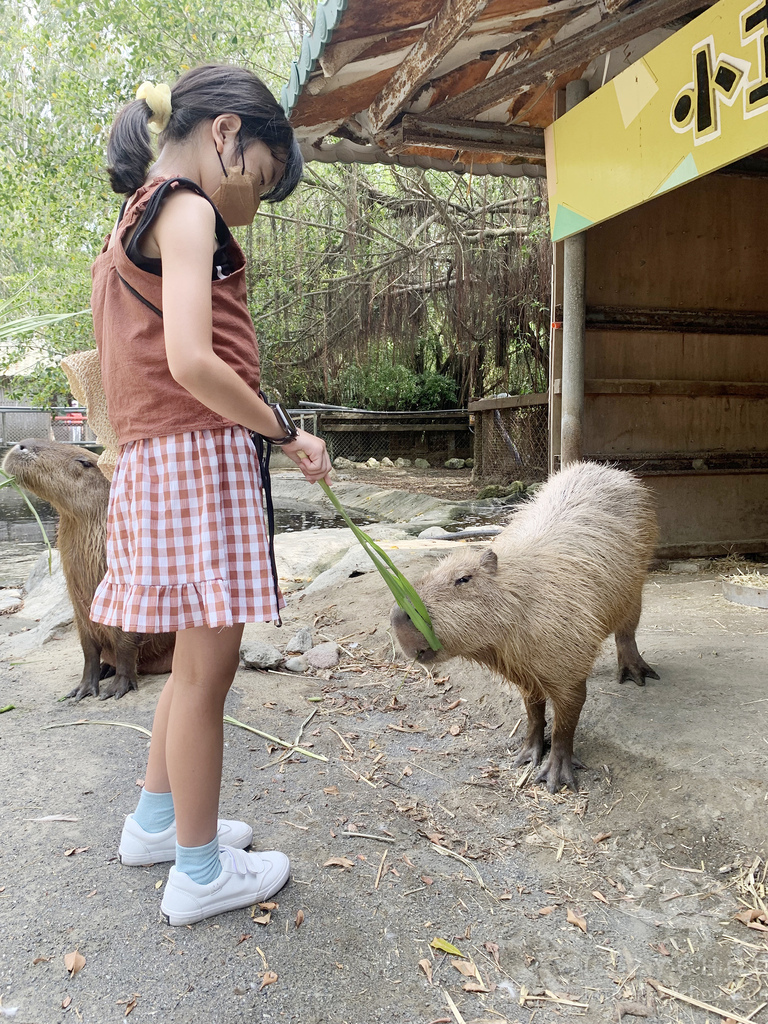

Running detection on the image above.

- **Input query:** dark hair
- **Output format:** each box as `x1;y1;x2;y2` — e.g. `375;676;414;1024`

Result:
106;64;302;201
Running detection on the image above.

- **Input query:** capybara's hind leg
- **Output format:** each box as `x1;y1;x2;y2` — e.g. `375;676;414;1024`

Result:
99;646;139;700
615;593;659;687
534;679;586;793
512;692;546;768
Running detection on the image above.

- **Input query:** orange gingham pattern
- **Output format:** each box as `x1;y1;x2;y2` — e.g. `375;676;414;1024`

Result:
90;426;282;632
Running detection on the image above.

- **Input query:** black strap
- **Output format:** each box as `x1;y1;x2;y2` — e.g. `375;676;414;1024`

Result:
115;270;164;319
250;431;282;626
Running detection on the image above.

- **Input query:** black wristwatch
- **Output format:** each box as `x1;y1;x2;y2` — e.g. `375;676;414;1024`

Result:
266;402;299;446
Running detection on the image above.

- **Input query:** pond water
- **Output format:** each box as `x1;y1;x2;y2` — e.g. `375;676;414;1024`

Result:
0;485;374;545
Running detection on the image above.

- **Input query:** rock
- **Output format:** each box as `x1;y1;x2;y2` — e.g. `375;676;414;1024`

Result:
380;457;394;468
0;589;23;615
22;550;73;627
275;528;357;582
526;482;544;495
508;480;526;494
240;641;283;670
465;458;474;468
418;526;449;539
444;458;465;470
366;457;380;468
284;655;309;673
668;559;708;574
333;456;355;470
395;458;412;468
477;484;512;500
306;642;340;670
414;458;430;469
285;627;312;654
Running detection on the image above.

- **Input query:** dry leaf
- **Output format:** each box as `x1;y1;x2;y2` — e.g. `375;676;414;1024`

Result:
33;956;51;965
64;949;85;976
592;890;609;904
259;901;279;910
567;908;587;933
451;959;478;978
421;875;433;886
418;958;433;985
430;937;464;957
323;786;339;795
425;833;444;845
154;880;163;890
463;981;490;993
449;724;462;736
259;970;278;992
117;995;138;1017
593;831;612;844
323;857;354;870
484;942;500;968
295;910;304;929
253;912;271;926
538;905;555;916
62;996;72;1009
236;934;251;945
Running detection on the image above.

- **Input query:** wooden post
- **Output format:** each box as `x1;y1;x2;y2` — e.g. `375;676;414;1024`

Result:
560;78;589;466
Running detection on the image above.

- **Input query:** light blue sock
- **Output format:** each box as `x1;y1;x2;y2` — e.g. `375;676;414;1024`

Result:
175;837;222;885
133;789;175;834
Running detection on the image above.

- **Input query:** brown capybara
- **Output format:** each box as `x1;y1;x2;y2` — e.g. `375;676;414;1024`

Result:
3;438;174;699
391;461;659;793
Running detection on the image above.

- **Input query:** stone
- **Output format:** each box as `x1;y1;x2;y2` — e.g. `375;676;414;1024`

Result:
476;484;509;500
306;642;340;670
366;457;380;468
333;456;355;470
418;526;449;539
413;458;430;469
667;559;707;574
284;655;309;673
22;550;74;628
508;480;526;494
444;458;465;470
380;457;394;468
526;482;544;495
240;641;283;670
285;627;312;654
465;458;474;468
394;458;412;468
0;589;23;616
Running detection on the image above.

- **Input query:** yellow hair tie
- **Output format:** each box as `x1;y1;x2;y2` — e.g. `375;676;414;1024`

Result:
135;81;172;134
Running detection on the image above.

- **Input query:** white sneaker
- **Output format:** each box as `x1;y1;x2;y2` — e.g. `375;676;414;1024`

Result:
118;815;253;866
161;845;290;926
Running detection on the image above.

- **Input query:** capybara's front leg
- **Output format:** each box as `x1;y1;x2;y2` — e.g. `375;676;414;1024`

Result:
534;680;587;793
99;644;139;700
67;632;102;700
615;596;659;686
512;692;546;768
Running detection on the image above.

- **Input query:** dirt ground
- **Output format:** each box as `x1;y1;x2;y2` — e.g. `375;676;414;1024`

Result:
1;553;767;1024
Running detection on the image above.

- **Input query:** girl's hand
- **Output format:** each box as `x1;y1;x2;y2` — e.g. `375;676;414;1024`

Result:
281;430;332;484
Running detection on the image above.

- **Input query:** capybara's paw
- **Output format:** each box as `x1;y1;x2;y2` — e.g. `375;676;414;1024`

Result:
512;737;545;768
534;751;582;793
617;656;660;687
66;680;100;701
98;675;138;700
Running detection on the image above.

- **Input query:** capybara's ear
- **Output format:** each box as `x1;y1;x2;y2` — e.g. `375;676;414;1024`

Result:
480;549;498;574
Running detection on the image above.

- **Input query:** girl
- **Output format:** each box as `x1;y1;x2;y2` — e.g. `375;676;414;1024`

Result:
89;64;331;926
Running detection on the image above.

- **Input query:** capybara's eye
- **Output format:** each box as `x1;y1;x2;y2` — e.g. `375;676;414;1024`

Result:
454;575;472;586
76;458;94;468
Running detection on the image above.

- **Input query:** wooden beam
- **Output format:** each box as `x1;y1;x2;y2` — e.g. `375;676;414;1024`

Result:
367;0;493;135
552;379;768;398
400;114;545;159
429;0;715;119
468;393;549;412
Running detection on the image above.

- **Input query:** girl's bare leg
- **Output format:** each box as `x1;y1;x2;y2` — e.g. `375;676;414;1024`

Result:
143;623;244;848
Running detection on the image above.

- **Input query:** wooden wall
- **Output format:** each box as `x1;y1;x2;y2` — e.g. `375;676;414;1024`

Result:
550;171;768;557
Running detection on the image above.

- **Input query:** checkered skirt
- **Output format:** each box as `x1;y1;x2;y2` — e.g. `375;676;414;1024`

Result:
90;426;282;632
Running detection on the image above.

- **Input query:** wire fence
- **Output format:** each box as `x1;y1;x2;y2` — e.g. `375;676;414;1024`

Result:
0;406;98;448
471;397;548;483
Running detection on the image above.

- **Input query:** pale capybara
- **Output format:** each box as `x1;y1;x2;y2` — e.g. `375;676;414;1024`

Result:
391;461;659;792
3;438;174;699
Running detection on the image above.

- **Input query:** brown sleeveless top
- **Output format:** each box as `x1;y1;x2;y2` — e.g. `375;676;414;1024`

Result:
90;176;260;445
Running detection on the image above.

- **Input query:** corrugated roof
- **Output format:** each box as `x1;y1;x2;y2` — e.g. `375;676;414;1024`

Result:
283;0;713;177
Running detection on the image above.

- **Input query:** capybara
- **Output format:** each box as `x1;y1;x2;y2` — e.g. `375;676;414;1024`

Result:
3;438;174;699
391;461;659;792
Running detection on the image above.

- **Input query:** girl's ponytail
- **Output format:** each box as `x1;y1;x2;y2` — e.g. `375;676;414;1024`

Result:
106;99;155;196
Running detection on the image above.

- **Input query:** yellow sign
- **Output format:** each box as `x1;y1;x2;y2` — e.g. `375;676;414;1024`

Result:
545;0;768;241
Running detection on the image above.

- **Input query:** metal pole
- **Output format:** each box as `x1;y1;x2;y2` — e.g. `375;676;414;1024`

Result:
560;77;589;466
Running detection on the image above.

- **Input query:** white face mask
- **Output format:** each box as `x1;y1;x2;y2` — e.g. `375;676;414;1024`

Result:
210;146;261;227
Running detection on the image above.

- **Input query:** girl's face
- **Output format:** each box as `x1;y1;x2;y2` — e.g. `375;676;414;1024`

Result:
204;116;286;198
